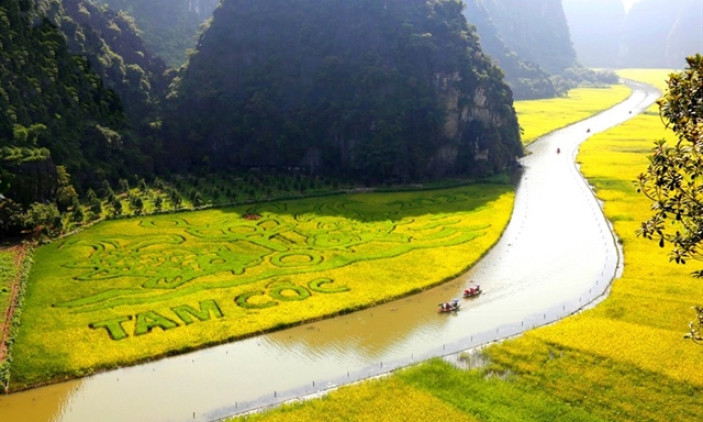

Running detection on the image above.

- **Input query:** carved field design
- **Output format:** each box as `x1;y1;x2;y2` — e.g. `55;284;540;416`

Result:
10;185;514;387
55;191;491;312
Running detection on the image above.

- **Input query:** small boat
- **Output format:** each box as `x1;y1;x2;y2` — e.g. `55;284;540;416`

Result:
463;285;482;298
438;299;460;313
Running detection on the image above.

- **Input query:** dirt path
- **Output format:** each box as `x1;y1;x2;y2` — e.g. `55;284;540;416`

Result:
0;244;28;362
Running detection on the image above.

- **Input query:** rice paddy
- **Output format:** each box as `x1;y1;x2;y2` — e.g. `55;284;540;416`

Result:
8;184;515;388
515;84;632;144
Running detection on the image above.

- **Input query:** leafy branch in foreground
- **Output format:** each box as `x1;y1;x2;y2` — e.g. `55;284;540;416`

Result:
635;54;703;275
634;54;703;343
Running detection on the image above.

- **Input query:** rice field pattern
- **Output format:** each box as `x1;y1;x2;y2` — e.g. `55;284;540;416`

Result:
54;191;491;312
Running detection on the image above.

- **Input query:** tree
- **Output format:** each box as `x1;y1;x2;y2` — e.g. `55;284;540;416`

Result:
635;54;703;340
72;205;85;223
111;198;123;217
102;180;116;202
131;196;144;215
168;188;182;210
636;55;703;273
89;196;102;218
154;195;163;212
55;166;79;212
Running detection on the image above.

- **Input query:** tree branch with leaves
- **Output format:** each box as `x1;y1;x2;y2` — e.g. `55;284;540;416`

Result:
635;54;703;341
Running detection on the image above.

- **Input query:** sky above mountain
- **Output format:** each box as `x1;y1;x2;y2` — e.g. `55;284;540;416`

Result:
622;0;641;11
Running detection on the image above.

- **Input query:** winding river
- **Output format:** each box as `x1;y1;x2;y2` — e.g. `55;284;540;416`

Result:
0;80;661;422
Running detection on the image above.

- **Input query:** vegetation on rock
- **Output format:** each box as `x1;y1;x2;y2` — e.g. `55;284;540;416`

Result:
165;0;523;184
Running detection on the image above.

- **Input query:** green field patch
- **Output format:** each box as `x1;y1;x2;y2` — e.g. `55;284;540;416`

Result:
267;281;311;301
271;252;323;267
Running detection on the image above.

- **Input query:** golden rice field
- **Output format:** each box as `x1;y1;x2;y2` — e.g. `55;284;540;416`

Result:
8;185;514;389
231;70;703;422
515;84;632;144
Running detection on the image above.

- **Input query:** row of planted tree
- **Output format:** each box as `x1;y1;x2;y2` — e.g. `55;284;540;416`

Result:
0;168;356;242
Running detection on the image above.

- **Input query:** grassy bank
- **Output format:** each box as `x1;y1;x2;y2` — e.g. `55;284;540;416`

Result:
230;72;703;421
0;250;15;330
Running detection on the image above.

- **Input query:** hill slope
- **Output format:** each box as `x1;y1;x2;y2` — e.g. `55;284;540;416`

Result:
94;0;220;67
165;0;523;183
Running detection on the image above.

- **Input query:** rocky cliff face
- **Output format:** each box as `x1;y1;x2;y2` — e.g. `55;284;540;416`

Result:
462;0;559;99
166;0;523;182
476;0;577;74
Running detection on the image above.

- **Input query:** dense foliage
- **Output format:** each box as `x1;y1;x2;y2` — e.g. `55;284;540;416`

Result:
166;0;523;184
1;0;533;237
0;0;177;237
38;0;170;128
636;55;703;276
0;0;125;234
461;0;557;100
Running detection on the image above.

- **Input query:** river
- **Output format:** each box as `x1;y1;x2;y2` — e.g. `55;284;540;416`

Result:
0;80;661;422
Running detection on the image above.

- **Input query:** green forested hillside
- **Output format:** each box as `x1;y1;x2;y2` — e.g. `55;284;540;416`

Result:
478;0;576;74
39;0;170;128
0;0;123;196
1;0;526;238
462;0;557;99
94;0;220;67
0;0;160;236
463;0;616;99
166;0;523;184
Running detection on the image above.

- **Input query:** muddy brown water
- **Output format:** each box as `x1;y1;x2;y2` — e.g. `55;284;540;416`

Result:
0;80;661;422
